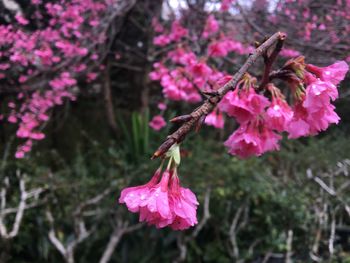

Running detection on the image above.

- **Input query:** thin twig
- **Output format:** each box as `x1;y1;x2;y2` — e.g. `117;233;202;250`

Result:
285;229;293;263
173;188;211;263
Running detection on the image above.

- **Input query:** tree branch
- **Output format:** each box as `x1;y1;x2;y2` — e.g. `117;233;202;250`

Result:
258;36;285;90
173;188;211;263
0;172;47;240
99;218;143;263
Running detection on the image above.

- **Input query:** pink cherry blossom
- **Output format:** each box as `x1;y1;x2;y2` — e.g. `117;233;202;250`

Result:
15;15;29;25
149;115;166;131
220;0;234;11
169;175;198;230
224;119;280;158
260;126;282;153
219;88;270;124
303;80;338;110
137;171;173;228
306;61;349;85
225;123;261;158
15;151;25;159
119;169;162;213
119;168;198;230
307;104;340;133
189;62;212;78
266;98;293;132
208;41;228;57
202;15;219;39
152;18;164;33
205;109;224;129
169;21;188;42
287;101;311;139
157;102;167;111
153;35;171;46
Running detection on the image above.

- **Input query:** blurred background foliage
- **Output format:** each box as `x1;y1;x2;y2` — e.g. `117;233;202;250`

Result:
1;0;350;262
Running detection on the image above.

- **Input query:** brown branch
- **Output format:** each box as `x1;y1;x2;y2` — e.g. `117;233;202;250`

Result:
173;188;211;263
268;69;294;81
99;219;143;263
258;36;285;90
0;172;47;240
103;59;118;137
152;32;287;159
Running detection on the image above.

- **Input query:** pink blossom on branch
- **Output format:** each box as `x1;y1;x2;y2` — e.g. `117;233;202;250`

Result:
1;0;120;158
266;97;293;132
224;119;281;159
219;85;270;124
149;10;349;161
119;166;198;230
220;0;234;11
306;61;349;85
202;15;219;39
149;115;166;131
205;109;224;129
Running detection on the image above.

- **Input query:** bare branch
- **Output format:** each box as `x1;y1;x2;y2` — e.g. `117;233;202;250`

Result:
46;183;115;263
192;188;211;238
0;172;47;240
99;219;143;263
285;229;293;263
173;188;211;263
229;204;244;259
328;211;336;258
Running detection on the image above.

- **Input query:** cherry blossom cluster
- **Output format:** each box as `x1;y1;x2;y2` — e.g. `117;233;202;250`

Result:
119;145;198;230
1;0;115;158
270;0;350;62
220;59;348;158
148;2;300;132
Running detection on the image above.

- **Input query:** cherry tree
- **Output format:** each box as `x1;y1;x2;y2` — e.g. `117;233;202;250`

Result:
119;0;349;230
0;0;136;158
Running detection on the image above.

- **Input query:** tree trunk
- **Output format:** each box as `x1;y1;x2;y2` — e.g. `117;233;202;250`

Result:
103;59;118;137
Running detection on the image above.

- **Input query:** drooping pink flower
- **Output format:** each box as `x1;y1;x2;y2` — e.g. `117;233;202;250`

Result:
299;80;340;134
137;170;173;228
224;119;280;158
287;101;311;139
266;98;293;132
205;109;224;129
119;168;162;213
219;88;270;124
306;61;349;85
307;104;340;133
149;115;166;131
225;123;261;158
260;126;282;153
169;175;198;230
303;80;338;110
119;168;199;230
